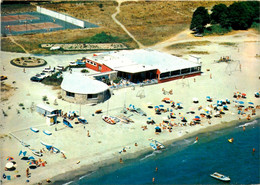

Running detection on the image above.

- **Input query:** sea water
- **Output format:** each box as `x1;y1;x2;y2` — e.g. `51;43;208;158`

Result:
62;119;259;184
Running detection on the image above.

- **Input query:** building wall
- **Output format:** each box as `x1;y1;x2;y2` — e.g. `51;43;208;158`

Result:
101;64;113;73
61;89;111;104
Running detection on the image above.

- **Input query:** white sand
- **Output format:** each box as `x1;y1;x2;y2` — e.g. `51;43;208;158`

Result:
0;29;259;185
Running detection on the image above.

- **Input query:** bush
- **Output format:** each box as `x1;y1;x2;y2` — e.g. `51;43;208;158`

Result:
42;95;48;101
113;77;122;84
204;25;232;35
81;69;89;73
42;72;63;86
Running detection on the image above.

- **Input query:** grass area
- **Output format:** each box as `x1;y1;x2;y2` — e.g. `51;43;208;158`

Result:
1;1;237;53
1;38;25;53
1;3;35;14
218;42;237;47
187;51;210;55
167;41;211;50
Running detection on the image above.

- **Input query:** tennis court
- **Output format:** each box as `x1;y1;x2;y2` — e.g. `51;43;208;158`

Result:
2;14;39;22
1;12;98;35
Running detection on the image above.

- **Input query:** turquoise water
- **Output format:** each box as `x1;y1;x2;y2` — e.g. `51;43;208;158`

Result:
61;119;259;184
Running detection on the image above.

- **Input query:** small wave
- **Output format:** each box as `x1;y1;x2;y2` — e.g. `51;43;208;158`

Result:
79;171;95;180
238;120;258;128
63;181;74;185
140;151;160;161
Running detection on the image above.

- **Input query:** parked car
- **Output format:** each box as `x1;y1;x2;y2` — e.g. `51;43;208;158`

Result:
1;75;7;81
194;33;203;37
76;59;86;65
40;72;49;78
30;76;43;82
69;62;77;66
43;67;55;73
56;65;64;71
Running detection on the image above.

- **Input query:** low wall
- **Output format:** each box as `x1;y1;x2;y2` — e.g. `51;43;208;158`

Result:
37;6;85;28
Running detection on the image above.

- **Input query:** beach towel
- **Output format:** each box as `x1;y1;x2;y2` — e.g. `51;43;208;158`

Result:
19;150;22;156
23;151;27;157
7;175;11;180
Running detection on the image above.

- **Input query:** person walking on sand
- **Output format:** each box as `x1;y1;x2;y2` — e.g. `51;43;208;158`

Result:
26;168;29;178
87;130;90;137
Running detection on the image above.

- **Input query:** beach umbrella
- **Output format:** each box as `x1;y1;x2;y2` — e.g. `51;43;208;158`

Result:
6;157;14;161
238;101;244;104
159;105;164;107
163;97;170;101
193;98;199;103
5;162;14;169
27;161;35;165
248;102;254;105
195;116;200;119
176;102;182;106
154;106;159;109
28;156;35;160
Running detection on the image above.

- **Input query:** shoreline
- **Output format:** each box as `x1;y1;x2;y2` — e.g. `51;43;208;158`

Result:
48;116;260;185
1;29;259;185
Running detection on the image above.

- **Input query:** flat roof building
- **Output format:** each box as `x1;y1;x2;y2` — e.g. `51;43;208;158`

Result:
85;49;201;83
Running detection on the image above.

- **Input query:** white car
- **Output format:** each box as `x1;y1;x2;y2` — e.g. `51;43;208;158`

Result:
69;62;77;66
43;67;54;73
56;65;64;71
40;72;50;78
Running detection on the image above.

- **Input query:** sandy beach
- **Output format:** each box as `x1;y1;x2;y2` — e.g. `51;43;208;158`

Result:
1;29;260;185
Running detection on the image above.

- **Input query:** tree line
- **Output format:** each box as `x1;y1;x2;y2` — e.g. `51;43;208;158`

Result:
190;1;260;34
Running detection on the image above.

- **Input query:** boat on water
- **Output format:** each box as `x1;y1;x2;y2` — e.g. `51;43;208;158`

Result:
43;130;52;136
228;138;234;143
102;115;120;125
30;127;39;133
210;172;230;182
150;143;157;150
149;139;165;150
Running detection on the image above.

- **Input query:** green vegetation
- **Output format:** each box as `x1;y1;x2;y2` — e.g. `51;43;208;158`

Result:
218;42;237;47
251;22;260;33
191;1;260;34
187;51;209;55
42;72;63;86
113;77;122;84
167;41;211;50
190;7;210;33
81;69;89;73
18;103;24;107
42;96;48;101
73;32;124;43
204;25;232;35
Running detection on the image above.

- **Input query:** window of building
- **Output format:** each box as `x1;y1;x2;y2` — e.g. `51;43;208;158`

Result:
171;70;180;76
160;72;171;79
88;94;98;99
181;68;190;74
66;91;75;97
191;67;199;72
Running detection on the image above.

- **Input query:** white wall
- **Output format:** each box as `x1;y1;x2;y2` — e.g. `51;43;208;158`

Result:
37;6;85;28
